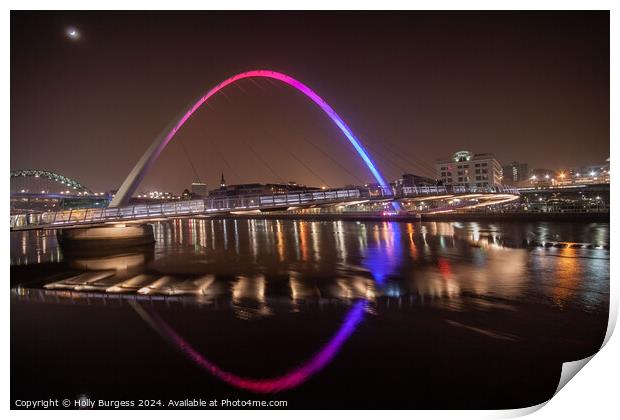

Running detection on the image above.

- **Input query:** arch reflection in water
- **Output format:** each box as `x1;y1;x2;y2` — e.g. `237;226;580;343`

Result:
363;222;403;286
131;299;367;393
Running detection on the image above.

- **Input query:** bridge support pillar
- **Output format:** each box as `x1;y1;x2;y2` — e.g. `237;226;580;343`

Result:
57;224;155;250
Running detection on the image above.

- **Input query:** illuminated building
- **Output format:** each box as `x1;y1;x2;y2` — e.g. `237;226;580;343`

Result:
501;161;530;185
436;151;503;188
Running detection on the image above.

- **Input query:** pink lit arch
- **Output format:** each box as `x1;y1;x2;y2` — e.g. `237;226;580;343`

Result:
110;70;389;207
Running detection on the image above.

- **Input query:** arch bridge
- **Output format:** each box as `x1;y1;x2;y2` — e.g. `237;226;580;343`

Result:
11;169;92;194
10;71;518;230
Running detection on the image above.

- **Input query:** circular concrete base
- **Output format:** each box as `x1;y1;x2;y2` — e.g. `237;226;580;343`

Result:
57;224;155;249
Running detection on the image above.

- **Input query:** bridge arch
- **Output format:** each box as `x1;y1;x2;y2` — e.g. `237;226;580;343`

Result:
134;299;367;393
10;169;91;193
110;70;390;207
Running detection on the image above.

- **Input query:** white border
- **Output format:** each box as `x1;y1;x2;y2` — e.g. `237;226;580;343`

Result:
3;1;616;419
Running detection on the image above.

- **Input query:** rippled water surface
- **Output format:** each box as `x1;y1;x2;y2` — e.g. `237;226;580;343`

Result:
11;219;609;409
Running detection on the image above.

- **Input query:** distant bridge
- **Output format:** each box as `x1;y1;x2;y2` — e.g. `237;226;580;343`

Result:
10;170;108;215
11;169;91;194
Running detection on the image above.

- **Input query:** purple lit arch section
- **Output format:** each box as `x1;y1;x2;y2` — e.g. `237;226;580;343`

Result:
133;300;367;393
110;70;390;207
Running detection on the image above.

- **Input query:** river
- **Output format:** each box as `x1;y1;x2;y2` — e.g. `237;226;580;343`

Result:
10;219;610;409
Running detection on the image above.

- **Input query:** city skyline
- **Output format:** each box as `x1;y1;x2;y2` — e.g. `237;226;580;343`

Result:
11;11;609;193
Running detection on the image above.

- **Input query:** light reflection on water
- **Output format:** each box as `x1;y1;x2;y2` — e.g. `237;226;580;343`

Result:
10;219;610;313
10;219;610;403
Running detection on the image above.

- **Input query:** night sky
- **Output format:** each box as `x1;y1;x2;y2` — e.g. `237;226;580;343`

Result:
11;11;609;194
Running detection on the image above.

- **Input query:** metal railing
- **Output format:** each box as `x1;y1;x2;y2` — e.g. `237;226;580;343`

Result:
10;188;363;230
401;184;520;196
402;186;448;196
9;184;521;230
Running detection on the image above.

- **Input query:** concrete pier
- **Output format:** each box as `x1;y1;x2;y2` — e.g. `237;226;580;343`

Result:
57;223;155;249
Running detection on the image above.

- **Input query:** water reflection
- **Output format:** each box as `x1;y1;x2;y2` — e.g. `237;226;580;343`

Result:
11;219;609;314
64;246;153;272
131;298;367;393
232;275;271;319
363;222;403;285
11;229;62;265
10;218;611;403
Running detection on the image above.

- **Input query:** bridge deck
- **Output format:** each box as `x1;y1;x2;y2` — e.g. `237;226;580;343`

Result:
10;185;520;231
10;188;365;230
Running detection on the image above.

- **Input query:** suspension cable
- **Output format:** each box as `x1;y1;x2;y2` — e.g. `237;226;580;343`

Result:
266;130;331;188
379;137;436;177
210;136;243;184
261;79;369;185
229;79;288;185
363;142;409;175
196;93;243;184
243;138;287;184
177;138;202;183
